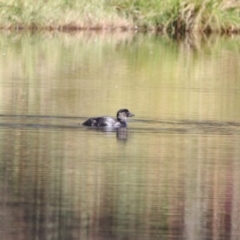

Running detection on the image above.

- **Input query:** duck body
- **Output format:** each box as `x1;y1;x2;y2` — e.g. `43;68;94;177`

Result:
82;109;134;127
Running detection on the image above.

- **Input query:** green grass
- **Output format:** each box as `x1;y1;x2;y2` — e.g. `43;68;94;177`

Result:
0;0;131;30
0;0;239;33
112;0;240;33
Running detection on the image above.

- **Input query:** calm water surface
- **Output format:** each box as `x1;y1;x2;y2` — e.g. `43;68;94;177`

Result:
0;32;240;240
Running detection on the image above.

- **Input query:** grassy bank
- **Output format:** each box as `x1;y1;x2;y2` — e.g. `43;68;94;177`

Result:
0;0;239;33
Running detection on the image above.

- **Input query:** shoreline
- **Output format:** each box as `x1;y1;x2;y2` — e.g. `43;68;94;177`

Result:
1;26;239;35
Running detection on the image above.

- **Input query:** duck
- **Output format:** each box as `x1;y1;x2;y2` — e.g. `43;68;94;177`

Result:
82;109;134;127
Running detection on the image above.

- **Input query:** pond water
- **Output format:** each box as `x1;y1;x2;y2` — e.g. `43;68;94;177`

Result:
0;31;240;240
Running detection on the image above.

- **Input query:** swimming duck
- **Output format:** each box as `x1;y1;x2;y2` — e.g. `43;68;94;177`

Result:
82;109;134;127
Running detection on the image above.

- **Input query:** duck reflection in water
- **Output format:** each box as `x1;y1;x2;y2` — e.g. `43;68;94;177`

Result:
82;109;134;141
116;127;128;141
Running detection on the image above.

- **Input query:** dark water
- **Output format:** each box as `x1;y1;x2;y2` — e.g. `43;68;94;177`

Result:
0;32;240;240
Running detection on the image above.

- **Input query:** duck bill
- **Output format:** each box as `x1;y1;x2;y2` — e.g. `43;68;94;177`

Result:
128;112;134;117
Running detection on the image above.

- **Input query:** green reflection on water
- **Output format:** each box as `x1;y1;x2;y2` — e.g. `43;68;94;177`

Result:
0;32;240;121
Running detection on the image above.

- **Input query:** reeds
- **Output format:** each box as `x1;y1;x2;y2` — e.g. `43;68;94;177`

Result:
0;0;239;33
113;0;240;33
0;0;130;30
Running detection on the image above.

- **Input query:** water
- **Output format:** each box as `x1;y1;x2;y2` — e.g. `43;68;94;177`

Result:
0;32;240;240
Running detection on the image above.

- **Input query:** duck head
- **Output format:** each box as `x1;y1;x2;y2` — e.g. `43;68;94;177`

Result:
116;109;134;122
